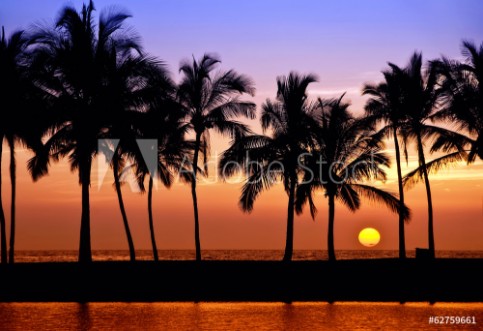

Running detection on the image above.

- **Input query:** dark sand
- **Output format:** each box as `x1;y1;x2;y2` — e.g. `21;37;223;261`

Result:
0;259;482;302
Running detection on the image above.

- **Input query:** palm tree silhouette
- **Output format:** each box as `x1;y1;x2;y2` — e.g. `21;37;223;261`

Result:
296;95;410;261
0;27;26;264
220;72;319;261
363;69;411;259
431;41;483;162
112;150;136;261
134;94;193;261
0;27;43;263
177;54;255;261
394;53;450;259
28;1;150;263
101;56;174;262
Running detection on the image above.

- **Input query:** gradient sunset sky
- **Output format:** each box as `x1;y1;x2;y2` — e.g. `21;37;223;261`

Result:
1;0;482;251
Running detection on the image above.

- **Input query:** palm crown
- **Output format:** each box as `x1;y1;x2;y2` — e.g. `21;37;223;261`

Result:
177;53;256;261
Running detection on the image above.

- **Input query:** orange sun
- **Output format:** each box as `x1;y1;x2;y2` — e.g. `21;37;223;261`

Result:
358;228;381;247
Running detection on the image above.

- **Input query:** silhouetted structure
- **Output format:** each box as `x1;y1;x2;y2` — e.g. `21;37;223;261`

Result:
28;1;161;263
137;96;192;261
388;53;464;259
296;94;410;261
363;70;411;259
177;54;255;261
432;41;483;161
0;259;482;302
221;72;320;261
0;26;43;264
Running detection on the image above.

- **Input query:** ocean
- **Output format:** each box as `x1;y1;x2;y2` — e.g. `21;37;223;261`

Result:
0;302;481;330
12;249;483;262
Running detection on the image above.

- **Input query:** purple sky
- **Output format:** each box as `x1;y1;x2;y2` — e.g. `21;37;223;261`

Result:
2;0;482;112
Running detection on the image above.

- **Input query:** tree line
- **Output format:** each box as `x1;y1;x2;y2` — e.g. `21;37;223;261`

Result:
0;1;481;263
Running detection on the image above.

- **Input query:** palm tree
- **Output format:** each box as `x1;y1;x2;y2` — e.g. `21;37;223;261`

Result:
431;41;483;161
123;87;192;262
295;95;410;261
177;53;256;261
141;106;193;261
0;27;43;263
220;72;320;261
97;137;145;262
395;53;451;259
0;27;25;264
100;56;174;262
111;150;136;261
362;69;410;259
28;1;152;263
376;53;470;259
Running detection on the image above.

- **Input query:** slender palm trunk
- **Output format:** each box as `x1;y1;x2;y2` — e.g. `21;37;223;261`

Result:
282;173;296;261
0;141;7;264
393;130;406;259
192;133;202;261
79;156;92;263
327;193;336;262
113;156;136;262
8;138;16;263
148;176;158;261
417;134;435;258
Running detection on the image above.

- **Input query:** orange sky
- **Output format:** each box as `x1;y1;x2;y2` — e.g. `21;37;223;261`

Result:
2;130;482;251
2;0;482;252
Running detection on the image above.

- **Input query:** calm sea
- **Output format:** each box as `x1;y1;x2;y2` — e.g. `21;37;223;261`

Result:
12;249;483;262
0;302;481;330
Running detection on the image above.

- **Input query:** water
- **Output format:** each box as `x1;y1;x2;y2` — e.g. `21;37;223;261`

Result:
12;250;483;262
0;302;481;330
4;251;483;329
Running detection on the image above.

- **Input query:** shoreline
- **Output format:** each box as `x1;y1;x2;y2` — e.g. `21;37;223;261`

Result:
0;259;482;302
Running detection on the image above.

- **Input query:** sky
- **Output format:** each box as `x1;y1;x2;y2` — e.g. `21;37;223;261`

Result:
1;0;482;252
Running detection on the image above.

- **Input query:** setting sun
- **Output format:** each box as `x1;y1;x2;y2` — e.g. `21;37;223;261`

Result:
358;228;381;247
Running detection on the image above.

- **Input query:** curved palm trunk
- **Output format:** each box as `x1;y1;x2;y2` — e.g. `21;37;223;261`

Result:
417;134;435;258
282;174;297;261
192;133;202;261
393;130;406;259
113;157;136;262
327;193;336;262
0;141;7;264
79;156;92;264
148;176;158;261
8;137;16;263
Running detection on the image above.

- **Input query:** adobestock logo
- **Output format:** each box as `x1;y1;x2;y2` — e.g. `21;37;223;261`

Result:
96;139;382;191
97;139;158;192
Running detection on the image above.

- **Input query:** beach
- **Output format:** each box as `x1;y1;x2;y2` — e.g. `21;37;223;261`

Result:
1;259;482;302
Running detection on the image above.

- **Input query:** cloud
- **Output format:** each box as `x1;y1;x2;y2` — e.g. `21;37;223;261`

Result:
308;87;361;96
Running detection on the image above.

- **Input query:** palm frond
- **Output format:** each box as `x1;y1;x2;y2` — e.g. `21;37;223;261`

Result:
211;119;252;139
261;99;286;134
295;182;319;218
239;166;278;212
402;151;466;189
337;183;360;212
351;183;411;221
207;99;256;122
